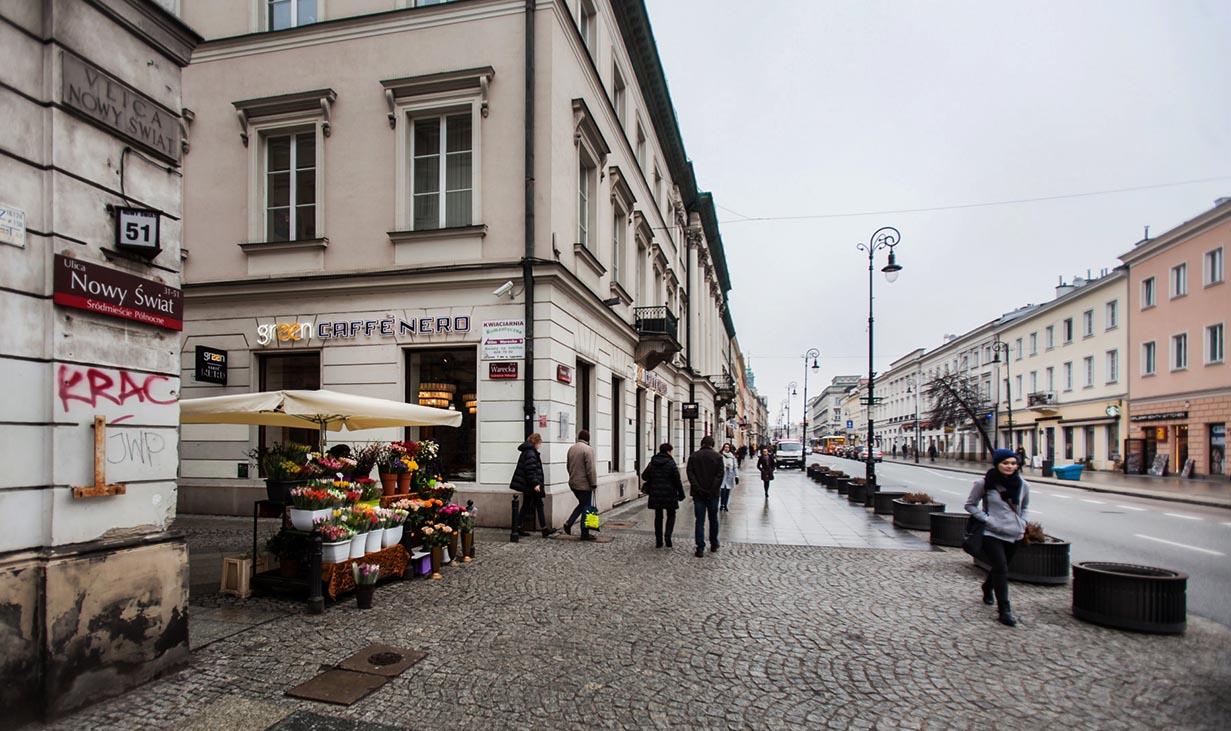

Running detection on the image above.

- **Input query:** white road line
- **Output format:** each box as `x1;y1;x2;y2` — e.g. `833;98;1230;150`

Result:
1031;491;1046;496
1134;533;1225;556
1224;522;1231;527
1080;498;1106;504
920;469;971;481
1115;505;1147;512
1164;513;1203;521
1029;509;1044;515
937;489;961;495
1049;494;1073;500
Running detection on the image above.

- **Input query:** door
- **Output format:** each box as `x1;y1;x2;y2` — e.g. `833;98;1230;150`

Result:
1044;427;1055;462
1177;425;1190;474
634;387;645;475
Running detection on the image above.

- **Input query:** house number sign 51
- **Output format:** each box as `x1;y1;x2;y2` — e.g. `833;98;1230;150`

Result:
114;206;161;258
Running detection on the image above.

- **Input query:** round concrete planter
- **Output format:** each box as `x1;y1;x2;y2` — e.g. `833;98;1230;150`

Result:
1072;562;1187;634
929;512;969;547
975;538;1071;585
891;499;945;530
873;491;907;515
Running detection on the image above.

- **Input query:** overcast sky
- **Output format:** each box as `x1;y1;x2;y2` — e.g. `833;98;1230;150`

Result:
644;0;1231;428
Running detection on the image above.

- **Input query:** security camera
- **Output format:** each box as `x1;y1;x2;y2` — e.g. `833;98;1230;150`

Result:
492;281;514;298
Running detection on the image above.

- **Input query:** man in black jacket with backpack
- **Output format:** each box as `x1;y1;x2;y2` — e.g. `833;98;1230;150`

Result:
686;435;725;558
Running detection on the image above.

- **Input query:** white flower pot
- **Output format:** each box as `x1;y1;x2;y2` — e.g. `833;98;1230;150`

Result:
350;532;368;560
289;507;333;531
322;540;351;564
382;525;403;548
442;546;452;564
365;529;382;554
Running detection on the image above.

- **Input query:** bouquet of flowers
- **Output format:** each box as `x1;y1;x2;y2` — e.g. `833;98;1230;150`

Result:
313;454;349;476
416;440;439;463
379;442;418;474
355;477;381;502
437;503;464;530
382;508;409;528
419;522;454;547
352;443;383;480
249;442;313;481
351;563;380;586
418;479;455;503
314;520;355;543
458;507;475;533
345;506;381;535
288;486;345;510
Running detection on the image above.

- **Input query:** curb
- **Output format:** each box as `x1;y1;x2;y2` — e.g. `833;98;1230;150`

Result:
873;459;1231;511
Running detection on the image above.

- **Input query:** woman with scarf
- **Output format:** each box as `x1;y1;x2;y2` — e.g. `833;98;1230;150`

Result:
964;448;1031;627
719;443;738;512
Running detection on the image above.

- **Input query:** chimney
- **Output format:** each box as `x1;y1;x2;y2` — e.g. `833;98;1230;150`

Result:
1055;276;1074;299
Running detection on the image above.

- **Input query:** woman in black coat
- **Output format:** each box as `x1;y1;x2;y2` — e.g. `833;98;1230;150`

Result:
641;443;685;548
510;433;556;537
756;446;775;498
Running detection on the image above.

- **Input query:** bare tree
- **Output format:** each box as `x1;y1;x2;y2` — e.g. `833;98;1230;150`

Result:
924;371;994;455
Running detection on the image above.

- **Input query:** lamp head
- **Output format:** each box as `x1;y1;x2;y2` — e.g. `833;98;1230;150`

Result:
810;358;820;370
882;249;902;283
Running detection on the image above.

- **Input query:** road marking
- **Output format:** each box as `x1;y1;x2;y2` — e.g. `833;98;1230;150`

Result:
1049;494;1072;500
1031;491;1046;496
920;468;970;481
1134;533;1225;556
1115;505;1147;512
1224;522;1231;527
1080;498;1106;504
1029;509;1043;515
1164;513;1203;521
937;488;961;495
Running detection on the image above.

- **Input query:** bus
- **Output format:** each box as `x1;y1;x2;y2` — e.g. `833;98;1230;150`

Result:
820;435;846;455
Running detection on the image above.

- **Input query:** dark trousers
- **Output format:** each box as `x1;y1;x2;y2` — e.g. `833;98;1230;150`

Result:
653;508;676;545
720;487;731;510
693;496;720;549
981;536;1019;611
565;488;591;536
518;492;546;530
762;479;771;495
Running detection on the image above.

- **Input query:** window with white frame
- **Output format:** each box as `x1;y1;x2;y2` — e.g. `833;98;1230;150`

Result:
1142;341;1156;375
1063;361;1073;391
1206;247;1224;286
267;0;316;30
1207;323;1225;364
411;111;473;230
1029;371;1037;392
264;130;316;241
1015;337;1023;360
1062;318;1074;343
635;123;646;170
1045;366;1054;392
1082;309;1094;337
1083;356;1094;388
611;64;626;127
1142;276;1156;307
1171;263;1188;298
1106;299;1118;329
1029;332;1037;355
611;206;626;285
1106;349;1119;383
1015;374;1022;400
578;0;597;52
1172;332;1188;370
1045;325;1054;349
577;154;596;248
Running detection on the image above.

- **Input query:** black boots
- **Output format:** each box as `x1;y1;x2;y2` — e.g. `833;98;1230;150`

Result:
998;610;1018;627
981;584;995;606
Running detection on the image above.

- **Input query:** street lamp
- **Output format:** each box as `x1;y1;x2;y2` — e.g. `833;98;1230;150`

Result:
856;226;903;489
906;375;921;464
784;382;798;438
991;338;1015;451
800;348;820;468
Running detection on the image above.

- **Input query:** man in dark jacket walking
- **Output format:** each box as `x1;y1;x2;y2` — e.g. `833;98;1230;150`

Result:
509;433;556;538
686;435;724;558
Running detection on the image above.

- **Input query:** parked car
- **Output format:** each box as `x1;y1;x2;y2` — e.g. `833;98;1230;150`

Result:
857;446;884;463
774;440;806;469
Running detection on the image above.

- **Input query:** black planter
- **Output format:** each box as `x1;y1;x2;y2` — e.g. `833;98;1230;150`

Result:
835;478;850;496
975;538;1071;585
847;481;868;504
929;512;969;547
265;478;307;505
891;500;945;530
1072;562;1187;634
873;491;907;515
356;584;376;609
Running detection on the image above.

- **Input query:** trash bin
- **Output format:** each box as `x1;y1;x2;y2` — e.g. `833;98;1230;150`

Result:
1041;459;1054;477
1053;464;1084;481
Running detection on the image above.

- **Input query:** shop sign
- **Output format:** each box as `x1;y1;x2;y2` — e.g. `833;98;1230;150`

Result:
682;402;699;420
0;203;25;248
194;346;227;385
256;315;471;346
1130;411;1188;423
556;364;572;384
635;365;669;396
53;254;182;331
481;319;525;360
488;362;518;380
61;52;181;164
114;206;161;257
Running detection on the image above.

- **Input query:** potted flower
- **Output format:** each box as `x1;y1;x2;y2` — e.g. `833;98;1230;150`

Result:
459;503;476;563
378;442;419;493
355;477;381;506
382;507;408;548
420;522;452;579
249;442;313;503
891;492;945;530
315;519;356;564
264;531;308;577
288;483;345;530
351;443;382;483
352;563;380;609
344;507;380;559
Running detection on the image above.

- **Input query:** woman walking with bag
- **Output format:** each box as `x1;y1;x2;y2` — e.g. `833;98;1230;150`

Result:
755;446;775;499
509;433;557;538
719;443;738;512
964;448;1030;627
641;443;685;548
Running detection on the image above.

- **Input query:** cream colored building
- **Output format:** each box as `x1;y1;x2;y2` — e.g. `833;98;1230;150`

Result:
173;0;742;523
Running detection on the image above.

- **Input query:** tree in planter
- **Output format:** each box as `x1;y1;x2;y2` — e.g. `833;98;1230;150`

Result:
923;371;994;457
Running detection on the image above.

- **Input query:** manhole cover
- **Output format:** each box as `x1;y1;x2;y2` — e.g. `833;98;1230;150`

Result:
284;669;387;706
338;643;427;678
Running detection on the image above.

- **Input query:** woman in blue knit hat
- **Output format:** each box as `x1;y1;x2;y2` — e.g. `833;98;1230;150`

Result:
964;447;1031;627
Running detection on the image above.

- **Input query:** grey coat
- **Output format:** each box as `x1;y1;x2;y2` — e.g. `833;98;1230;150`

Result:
964;476;1030;543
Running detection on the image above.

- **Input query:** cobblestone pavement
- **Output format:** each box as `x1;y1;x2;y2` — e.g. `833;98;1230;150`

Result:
35;502;1231;730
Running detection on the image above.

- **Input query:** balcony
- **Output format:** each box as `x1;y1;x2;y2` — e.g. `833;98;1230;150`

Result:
709;373;737;407
1027;391;1057;406
633;306;682;370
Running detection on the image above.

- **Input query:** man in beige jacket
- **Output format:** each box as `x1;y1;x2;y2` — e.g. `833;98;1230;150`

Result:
563;429;598;540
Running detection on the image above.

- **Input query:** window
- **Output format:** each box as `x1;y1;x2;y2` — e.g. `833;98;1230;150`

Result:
1171;333;1188;370
1029;371;1037;392
1208;323;1225;364
259;352;321;453
578;0;597;51
1084;426;1096;463
611;207;626;285
1206;247;1225;286
1106;349;1119;383
1082;310;1094;337
1062;362;1073;391
1063;426;1074;461
406;347;476;480
1083;356;1094;388
411;112;473;230
635;123;646;170
1029;332;1037;355
1106;300;1118;329
267;0;316;30
1014;338;1023;360
1045;326;1055;349
1171;263;1188;298
1045;366;1054;392
1108;422;1120;462
1014;374;1022;400
577;154;596;247
1142;341;1156;375
1142;276;1156;308
653;163;662;204
611;65;626;126
264;131;316;241
611;376;623;471
1062;318;1074;343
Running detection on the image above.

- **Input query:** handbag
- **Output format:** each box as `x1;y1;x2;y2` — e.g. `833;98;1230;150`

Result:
962;481;1020;558
583;505;601;532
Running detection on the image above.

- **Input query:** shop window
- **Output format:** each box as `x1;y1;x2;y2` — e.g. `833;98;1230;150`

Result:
1063;426;1074;461
1107;422;1119;464
1210;424;1226;476
259;352;321;453
1083;426;1095;463
405;347;476;481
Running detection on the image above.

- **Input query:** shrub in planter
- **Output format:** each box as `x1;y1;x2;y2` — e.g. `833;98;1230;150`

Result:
975;522;1071;585
892;493;944;530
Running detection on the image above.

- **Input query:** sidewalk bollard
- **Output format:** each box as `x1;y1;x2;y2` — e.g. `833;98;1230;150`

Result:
466;500;477;559
510;495;520;543
307;532;324;615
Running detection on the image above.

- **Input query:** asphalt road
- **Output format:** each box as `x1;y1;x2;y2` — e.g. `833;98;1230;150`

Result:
810;455;1231;627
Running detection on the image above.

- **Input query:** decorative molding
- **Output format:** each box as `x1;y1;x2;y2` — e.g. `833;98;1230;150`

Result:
233;88;337;145
571;97;610;161
238;237;328;254
179;107;194;154
387;224;488;244
632;211;653;243
608;166;636;210
609;281;633;306
574;242;607;277
381;66;494;119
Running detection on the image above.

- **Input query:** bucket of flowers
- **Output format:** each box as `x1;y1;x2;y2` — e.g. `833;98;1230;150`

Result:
438;503;464;560
459;503;476;562
249;442;314;503
314;518;356;564
355;477;382;507
382;507;409;548
351;443;382;483
288;483;346;531
352;563;380;609
344;506;381;559
420;522;454;580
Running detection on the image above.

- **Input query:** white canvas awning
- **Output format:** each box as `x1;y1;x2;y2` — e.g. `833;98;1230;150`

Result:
179;389;462;436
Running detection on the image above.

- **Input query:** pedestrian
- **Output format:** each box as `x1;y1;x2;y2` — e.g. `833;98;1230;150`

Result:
756;446;775;498
563;429;598;541
928;442;938;462
736;445;746;468
1015;445;1027;470
719;442;738;512
964;448;1031;627
892;444;898;459
640;443;685;548
508;432;557;538
686;435;724;557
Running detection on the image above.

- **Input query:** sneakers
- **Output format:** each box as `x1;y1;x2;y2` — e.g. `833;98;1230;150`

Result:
542;528;558;538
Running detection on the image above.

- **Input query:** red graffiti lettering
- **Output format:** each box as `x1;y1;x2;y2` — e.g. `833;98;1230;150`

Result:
57;364;177;413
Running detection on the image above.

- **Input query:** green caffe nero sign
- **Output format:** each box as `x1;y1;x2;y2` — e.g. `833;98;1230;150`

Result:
61;52;180;164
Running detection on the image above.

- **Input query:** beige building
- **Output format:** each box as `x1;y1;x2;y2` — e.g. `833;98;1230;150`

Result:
172;0;742;522
1120;199;1230;478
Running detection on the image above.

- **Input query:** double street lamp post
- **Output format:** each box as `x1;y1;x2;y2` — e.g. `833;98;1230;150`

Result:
992;338;1015;450
856;227;903;488
906;373;921;464
800;348;820;469
784;382;797;439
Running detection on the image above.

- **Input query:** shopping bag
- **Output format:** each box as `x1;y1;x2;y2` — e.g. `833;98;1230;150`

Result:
583;505;601;532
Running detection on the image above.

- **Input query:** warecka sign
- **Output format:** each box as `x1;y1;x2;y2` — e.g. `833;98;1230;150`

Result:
61;52;180;163
53;255;183;331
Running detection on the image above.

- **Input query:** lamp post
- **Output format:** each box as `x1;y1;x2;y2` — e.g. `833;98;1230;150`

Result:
800;348;820;468
784;382;797;439
856;227;902;489
906;374;922;464
992;338;1015;451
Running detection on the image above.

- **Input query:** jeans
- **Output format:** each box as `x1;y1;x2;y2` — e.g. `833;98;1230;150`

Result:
517;491;546;530
653;508;676;545
693;496;720;549
981;536;1019;611
565;488;592;536
763;479;771;495
720;488;731;510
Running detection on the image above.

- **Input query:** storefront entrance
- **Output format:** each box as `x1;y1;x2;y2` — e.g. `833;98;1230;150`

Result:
405;347;476;481
259;352;321;454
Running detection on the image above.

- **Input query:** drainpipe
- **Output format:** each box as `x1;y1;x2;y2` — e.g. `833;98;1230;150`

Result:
687;227;695;457
522;0;535;438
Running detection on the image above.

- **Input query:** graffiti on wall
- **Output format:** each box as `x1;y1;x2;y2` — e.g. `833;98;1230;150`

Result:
57;364;178;425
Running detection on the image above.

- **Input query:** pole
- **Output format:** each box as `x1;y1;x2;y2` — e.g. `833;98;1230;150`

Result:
866;245;876;487
913;371;921;464
1005;343;1015;449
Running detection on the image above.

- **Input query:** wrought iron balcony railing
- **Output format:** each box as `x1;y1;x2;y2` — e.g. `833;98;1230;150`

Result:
633;306;678;342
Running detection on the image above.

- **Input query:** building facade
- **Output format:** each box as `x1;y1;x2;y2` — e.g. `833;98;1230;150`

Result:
173;0;743;522
1120;199;1230;478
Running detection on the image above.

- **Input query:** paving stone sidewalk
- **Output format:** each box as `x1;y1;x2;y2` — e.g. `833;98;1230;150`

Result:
34;505;1231;731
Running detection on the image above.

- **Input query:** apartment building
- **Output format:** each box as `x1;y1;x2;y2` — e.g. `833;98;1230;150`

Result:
811;375;861;440
913;320;999;459
172;0;742;522
878;349;924;456
1120;199;1230;478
